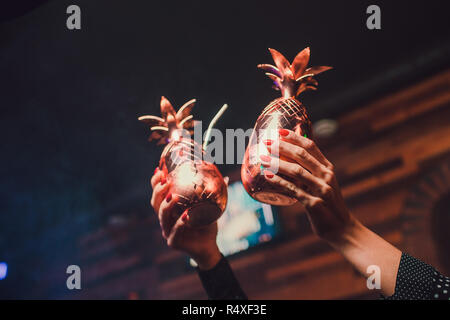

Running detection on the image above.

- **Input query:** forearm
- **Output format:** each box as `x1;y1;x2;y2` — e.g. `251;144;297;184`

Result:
327;217;402;297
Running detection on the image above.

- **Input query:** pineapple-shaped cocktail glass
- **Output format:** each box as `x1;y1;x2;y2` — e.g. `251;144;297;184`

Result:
139;97;228;226
241;47;331;206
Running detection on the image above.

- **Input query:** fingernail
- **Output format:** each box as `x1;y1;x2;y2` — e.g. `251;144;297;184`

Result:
260;154;271;163
165;192;172;202
279;129;289;137
263;170;274;179
181;211;190;222
179;149;183;156
154;167;159;175
160;177;166;185
263;139;273;146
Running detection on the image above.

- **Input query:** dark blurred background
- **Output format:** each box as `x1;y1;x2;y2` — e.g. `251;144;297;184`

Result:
0;0;449;299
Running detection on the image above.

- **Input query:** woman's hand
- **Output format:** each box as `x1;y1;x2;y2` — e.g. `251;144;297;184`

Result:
260;128;354;242
150;168;221;270
261;129;402;296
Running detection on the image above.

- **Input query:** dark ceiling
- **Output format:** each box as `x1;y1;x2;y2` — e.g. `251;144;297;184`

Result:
0;0;449;297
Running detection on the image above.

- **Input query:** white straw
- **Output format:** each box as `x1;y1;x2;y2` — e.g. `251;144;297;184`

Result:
203;104;228;151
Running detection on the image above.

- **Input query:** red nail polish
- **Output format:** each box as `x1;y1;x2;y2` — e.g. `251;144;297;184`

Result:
154;167;159;175
279;129;289;137
260;154;271;163
263;139;273;146
165;192;172;202
160;177;166;185
263;170;274;179
181;211;190;222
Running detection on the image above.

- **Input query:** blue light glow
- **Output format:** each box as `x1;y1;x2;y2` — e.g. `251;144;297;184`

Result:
0;262;8;280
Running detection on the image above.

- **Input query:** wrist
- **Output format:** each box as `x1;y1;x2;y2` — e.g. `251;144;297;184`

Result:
191;244;222;270
324;215;364;249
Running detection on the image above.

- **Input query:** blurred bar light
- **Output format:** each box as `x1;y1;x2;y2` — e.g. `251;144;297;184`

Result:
0;262;7;280
313;119;338;138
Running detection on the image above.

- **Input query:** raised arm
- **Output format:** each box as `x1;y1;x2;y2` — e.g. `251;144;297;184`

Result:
260;128;449;299
150;168;247;299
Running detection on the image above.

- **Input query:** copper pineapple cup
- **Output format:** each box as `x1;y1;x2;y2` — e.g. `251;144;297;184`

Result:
139;97;227;226
241;47;332;206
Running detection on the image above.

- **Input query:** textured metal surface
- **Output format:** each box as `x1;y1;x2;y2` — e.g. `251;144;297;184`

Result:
242;47;331;206
139;97;227;226
160;137;227;226
241;97;311;205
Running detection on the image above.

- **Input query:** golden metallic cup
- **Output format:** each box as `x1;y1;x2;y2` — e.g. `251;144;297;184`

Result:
159;137;227;226
241;47;331;206
139;97;227;226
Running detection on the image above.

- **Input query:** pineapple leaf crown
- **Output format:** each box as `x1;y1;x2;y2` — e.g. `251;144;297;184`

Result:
138;96;196;145
258;47;332;98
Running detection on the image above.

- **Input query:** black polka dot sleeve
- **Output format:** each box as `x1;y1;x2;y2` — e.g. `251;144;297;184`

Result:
385;253;450;300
